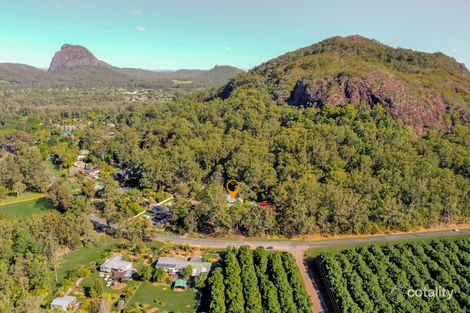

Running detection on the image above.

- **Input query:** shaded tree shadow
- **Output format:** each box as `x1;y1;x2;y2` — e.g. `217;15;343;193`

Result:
304;257;335;313
36;197;54;212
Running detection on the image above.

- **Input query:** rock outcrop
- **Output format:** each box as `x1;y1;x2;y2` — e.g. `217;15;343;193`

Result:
242;35;470;133
287;71;449;132
48;44;101;72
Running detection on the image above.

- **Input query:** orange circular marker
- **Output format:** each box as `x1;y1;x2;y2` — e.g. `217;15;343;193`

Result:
226;180;240;198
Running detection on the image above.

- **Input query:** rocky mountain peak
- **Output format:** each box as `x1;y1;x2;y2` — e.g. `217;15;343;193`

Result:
48;44;101;72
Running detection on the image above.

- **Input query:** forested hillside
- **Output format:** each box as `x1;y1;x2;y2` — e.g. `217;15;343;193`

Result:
1;37;469;237
228;35;470;133
98;91;469;235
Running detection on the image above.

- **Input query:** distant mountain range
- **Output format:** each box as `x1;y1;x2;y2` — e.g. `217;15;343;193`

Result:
218;35;470;132
1;37;469;132
0;44;244;89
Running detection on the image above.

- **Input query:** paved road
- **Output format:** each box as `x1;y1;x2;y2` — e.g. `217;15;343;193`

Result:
156;229;469;313
156;229;469;249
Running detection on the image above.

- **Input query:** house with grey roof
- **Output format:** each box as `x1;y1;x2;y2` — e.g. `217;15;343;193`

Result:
112;268;137;283
155;256;212;276
50;296;77;311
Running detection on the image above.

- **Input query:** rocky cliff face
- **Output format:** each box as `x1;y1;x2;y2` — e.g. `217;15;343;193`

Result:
241;35;470;133
48;44;101;72
287;71;449;131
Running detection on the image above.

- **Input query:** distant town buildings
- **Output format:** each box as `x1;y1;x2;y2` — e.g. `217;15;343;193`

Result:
68;161;100;180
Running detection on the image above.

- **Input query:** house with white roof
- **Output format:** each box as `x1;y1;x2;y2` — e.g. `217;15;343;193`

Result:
50;296;77;311
100;255;132;273
155;256;212;276
77;149;89;161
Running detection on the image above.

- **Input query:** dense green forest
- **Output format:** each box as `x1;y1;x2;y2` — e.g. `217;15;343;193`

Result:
100;90;469;236
0;201;94;311
1;85;468;238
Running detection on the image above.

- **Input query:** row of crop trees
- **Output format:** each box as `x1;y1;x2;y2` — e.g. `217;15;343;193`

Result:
202;246;312;313
318;238;470;313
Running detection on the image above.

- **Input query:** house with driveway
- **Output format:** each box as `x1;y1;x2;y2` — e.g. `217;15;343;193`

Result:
100;255;136;283
155;256;212;277
100;255;133;273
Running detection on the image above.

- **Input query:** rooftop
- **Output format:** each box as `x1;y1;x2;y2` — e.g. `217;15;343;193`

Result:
175;279;187;288
156;256;211;270
102;255;132;271
51;296;76;307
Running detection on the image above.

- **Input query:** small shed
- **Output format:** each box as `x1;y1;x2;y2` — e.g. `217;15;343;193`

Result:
174;279;187;291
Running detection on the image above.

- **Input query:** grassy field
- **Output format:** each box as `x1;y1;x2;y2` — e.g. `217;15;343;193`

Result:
304;233;470;257
126;281;197;312
0;193;53;219
57;235;122;281
44;156;82;194
0;192;45;205
79;271;131;295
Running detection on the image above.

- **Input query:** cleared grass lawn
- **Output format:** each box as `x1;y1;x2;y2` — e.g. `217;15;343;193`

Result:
0;196;53;219
126;281;197;312
58;235;121;282
304;233;470;257
79;270;131;295
0;192;45;205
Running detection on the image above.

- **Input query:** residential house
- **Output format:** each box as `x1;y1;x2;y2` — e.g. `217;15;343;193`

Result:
226;194;236;204
100;255;133;273
90;215;108;232
90;215;120;235
149;205;171;227
77;149;90;161
190;255;203;262
68;161;86;177
50;296;77;311
74;161;86;169
112;268;137;283
155;256;212;277
86;168;101;180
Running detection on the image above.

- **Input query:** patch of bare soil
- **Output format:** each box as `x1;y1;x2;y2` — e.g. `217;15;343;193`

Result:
112;282;126;290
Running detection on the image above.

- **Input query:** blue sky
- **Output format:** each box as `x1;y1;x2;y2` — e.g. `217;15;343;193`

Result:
0;0;469;70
